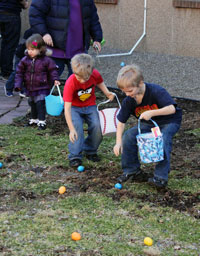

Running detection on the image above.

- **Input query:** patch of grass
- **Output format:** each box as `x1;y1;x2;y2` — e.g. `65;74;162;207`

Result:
0;125;68;166
185;128;200;138
169;176;200;193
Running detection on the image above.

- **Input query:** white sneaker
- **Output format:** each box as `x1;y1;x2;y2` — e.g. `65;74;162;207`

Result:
28;119;39;126
37;120;46;130
19;92;26;98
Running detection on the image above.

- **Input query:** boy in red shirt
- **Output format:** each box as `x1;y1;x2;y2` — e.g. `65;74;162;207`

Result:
63;53;114;167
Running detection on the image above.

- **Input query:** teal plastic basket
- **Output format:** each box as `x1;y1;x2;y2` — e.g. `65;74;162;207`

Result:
136;119;164;164
45;85;64;116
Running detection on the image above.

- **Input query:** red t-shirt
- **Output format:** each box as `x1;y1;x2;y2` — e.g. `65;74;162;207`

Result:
63;69;103;107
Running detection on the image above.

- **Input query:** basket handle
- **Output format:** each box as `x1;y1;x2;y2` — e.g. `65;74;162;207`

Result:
97;93;121;111
138;118;159;134
49;85;63;104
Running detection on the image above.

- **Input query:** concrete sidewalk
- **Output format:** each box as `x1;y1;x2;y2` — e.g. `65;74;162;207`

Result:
0;79;29;124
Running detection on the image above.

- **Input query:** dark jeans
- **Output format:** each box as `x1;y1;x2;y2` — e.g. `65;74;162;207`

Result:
0;13;21;76
122;122;181;181
52;57;73;78
5;56;20;93
28;99;46;121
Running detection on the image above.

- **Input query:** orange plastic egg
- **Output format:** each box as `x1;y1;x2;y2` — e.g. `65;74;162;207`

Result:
71;232;81;241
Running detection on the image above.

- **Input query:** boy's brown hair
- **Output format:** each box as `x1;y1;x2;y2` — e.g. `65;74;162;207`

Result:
71;53;94;80
116;64;144;89
26;34;46;55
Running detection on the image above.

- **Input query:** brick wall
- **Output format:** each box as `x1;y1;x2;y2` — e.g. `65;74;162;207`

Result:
173;0;200;8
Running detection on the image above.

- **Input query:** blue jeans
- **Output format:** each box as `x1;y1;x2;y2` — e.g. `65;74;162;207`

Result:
52;58;73;77
122;122;181;181
0;14;21;76
68;105;103;160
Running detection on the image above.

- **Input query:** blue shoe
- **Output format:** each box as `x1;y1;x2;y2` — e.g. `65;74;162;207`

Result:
6;91;13;97
4;87;13;97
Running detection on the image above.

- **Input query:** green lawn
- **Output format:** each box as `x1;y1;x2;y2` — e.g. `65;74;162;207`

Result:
0;124;199;256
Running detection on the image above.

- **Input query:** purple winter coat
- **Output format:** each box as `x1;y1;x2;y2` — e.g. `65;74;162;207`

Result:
15;53;59;92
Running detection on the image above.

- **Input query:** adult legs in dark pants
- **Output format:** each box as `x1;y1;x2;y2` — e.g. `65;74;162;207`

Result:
52;58;73;78
5;56;23;96
0;14;21;77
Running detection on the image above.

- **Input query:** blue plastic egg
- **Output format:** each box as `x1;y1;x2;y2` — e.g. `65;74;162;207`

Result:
115;183;122;189
77;165;85;172
120;62;125;67
0;162;3;168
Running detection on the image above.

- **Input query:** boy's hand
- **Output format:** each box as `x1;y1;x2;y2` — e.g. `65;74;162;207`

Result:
140;110;153;121
54;80;60;86
107;92;115;101
69;129;78;143
113;144;122;156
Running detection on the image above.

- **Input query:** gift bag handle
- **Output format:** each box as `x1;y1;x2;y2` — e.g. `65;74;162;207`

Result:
49;85;63;104
138;118;158;135
97;93;121;111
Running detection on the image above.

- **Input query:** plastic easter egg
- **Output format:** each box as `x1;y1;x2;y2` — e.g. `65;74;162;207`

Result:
115;183;122;189
59;186;66;194
120;62;125;67
0;162;3;168
144;237;153;246
77;165;85;172
101;38;106;46
71;232;81;241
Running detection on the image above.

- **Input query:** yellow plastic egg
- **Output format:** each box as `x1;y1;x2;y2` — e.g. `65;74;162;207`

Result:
144;237;153;246
59;186;66;194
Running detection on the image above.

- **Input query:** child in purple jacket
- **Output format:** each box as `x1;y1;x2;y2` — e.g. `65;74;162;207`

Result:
15;34;60;130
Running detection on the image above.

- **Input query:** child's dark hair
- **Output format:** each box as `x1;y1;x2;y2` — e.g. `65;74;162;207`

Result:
26;34;46;55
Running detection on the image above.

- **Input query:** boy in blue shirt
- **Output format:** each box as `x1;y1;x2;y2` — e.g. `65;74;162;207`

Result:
113;64;182;188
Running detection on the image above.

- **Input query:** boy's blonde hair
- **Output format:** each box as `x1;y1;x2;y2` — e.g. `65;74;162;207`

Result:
26;34;46;55
71;53;94;79
116;64;144;89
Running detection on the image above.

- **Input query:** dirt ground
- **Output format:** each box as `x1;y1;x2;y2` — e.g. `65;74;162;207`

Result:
13;87;200;220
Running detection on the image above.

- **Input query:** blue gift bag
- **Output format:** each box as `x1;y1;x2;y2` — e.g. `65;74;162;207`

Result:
45;85;64;116
136;119;164;164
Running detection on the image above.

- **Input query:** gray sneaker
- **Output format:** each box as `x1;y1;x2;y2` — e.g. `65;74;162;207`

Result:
117;169;143;183
148;177;168;188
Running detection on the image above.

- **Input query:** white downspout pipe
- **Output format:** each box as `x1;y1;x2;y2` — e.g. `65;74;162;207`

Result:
98;0;147;58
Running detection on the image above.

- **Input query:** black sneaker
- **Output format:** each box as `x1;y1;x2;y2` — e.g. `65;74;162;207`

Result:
85;154;100;162
117;169;143;183
148;177;168;188
69;159;82;167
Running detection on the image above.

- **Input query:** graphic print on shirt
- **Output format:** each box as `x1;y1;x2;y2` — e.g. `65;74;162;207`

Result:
135;104;158;117
77;86;93;102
